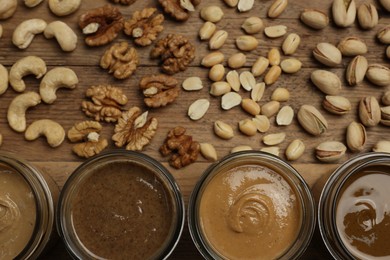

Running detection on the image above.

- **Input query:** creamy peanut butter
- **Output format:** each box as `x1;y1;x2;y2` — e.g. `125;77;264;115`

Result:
336;166;390;259
199;164;301;260
0;164;36;260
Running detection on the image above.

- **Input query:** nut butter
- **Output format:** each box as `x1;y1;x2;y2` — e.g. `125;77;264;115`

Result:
57;150;185;260
0;152;59;260
319;153;390;260
189;151;316;260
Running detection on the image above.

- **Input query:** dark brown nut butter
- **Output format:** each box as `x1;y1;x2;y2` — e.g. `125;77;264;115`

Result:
57;151;185;260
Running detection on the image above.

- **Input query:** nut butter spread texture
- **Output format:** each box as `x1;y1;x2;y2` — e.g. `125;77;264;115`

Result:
336;166;390;259
71;161;174;260
0;165;36;260
199;164;301;260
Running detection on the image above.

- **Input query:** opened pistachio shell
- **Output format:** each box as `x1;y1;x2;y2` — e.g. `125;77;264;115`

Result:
313;42;342;67
297;105;328;136
359;96;381;127
300;9;329;30
332;0;356;28
337;37;367;56
311;70;342;95
346;55;368;86
322;96;351;115
316;141;346;162
346;121;367;152
377;26;390;44
382;91;390;106
357;3;378;30
366;64;390;87
381;106;390;126
372;140;390;153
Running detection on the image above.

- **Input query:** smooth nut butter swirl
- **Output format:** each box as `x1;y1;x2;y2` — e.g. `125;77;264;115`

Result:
336;166;390;259
199;164;301;260
0;165;36;260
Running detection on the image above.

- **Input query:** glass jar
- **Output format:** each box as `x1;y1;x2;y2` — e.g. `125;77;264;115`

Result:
188;151;316;260
57;150;185;260
0;152;59;259
319;152;390;260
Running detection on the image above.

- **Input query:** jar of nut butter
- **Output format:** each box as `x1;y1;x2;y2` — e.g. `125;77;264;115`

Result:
0;152;59;260
188;151;316;260
57;150;185;260
319;153;390;260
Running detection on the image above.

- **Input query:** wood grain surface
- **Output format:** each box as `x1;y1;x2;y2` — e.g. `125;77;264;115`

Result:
1;0;389;259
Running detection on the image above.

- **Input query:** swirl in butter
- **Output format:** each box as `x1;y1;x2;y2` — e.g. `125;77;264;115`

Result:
0;167;36;260
336;166;390;259
199;164;301;260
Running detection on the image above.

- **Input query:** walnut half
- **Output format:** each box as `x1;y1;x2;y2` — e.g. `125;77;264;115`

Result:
112;107;158;151
160;126;200;169
124;8;164;47
139;74;179;108
151;34;195;75
159;0;201;21
100;42;139;79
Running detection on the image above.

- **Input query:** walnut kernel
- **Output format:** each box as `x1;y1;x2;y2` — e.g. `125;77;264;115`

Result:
124;8;164;47
139;74;179;108
100;42;139;79
159;0;200;21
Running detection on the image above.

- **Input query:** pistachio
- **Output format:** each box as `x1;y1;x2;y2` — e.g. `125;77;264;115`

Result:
359;96;381;127
264;65;282;85
323;96;351;115
366;64;390;87
271;88;290;102
382;91;390;106
241;98;261;115
252;115;270;133
332;0;356;28
377;26;390;44
263;132;286;146
268;48;281;66
260;146;280;156
228;53;246;69
261;101;280;118
251;83;265;102
311;70;342;95
209;30;228;50
372;140;390;153
226;70;240;92
264;25;287;38
357;3;378;30
346;55;368;86
252;57;269;77
316;141;346;162
188;99;210;121
231;146;252;153
337;37;367;56
300;9;329;30
200;143;218;161
201;51;224;67
199;22;217;40
210;81;231;96
282;33;300;55
200;6;224;23
238;119;257;136
209;64;225;82
285;139;305;161
242;17;264;34
236;35;258;51
297;105;328;136
238;0;254;12
268;0;288;18
346;121;367;152
276;105;294;126
313;42;342;67
381;106;390;126
221;92;242;110
182;77;203;91
387;46;390;60
240;71;256;91
280;58;302;74
223;0;238;7
214;120;234;139
380;0;390;12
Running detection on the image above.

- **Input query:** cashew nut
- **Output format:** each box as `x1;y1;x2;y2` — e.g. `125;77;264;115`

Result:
39;67;78;104
0;0;17;20
9;56;47;92
48;0;81;16
0;64;8;95
24;0;44;8
44;21;77;52
7;92;41;133
25;119;65;147
12;19;47;49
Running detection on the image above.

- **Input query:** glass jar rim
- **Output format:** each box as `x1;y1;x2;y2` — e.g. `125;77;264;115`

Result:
188;151;316;260
0;151;55;259
318;152;390;260
56;150;185;260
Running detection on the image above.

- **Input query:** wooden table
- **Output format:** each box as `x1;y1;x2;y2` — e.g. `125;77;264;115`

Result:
1;0;389;258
